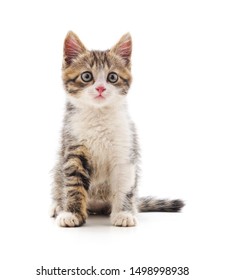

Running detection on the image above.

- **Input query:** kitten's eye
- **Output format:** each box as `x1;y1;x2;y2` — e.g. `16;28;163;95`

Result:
107;72;118;83
81;71;93;82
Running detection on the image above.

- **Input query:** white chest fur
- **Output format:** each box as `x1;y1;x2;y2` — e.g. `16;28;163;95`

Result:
69;105;132;185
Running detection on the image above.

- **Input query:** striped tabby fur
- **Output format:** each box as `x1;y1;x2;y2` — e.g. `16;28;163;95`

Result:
51;31;184;227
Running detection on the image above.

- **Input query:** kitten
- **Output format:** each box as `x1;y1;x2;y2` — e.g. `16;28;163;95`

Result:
51;31;184;227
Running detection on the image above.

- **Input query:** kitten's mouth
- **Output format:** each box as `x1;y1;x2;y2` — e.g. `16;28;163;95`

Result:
95;95;105;100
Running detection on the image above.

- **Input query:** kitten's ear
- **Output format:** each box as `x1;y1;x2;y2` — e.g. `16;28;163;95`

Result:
111;33;132;64
63;31;86;66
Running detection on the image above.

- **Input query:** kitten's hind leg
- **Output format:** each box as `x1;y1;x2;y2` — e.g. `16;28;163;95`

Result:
56;145;92;227
110;164;138;227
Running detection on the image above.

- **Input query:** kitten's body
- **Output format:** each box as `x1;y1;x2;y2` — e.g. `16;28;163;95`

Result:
51;32;184;227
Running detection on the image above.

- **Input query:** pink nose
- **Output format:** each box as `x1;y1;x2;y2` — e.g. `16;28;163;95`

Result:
96;86;106;94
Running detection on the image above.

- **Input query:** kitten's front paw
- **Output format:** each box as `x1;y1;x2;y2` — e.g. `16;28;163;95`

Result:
111;212;137;227
56;211;86;227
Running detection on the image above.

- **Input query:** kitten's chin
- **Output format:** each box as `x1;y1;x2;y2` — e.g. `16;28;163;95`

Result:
93;95;109;106
91;98;112;108
94;95;105;100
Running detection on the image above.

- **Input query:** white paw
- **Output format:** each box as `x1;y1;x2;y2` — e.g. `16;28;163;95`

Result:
111;212;137;227
56;211;84;227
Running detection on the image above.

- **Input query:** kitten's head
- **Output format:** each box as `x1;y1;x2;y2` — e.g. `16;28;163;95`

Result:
62;31;132;108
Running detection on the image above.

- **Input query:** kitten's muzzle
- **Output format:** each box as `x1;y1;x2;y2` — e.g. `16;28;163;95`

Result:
95;86;106;95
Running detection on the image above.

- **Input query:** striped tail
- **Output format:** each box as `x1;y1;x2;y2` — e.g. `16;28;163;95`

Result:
138;197;185;212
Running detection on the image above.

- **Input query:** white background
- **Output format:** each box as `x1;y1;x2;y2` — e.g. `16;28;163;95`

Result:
0;0;224;279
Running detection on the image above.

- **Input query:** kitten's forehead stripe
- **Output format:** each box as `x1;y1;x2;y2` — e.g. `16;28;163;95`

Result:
91;51;111;69
104;52;111;68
